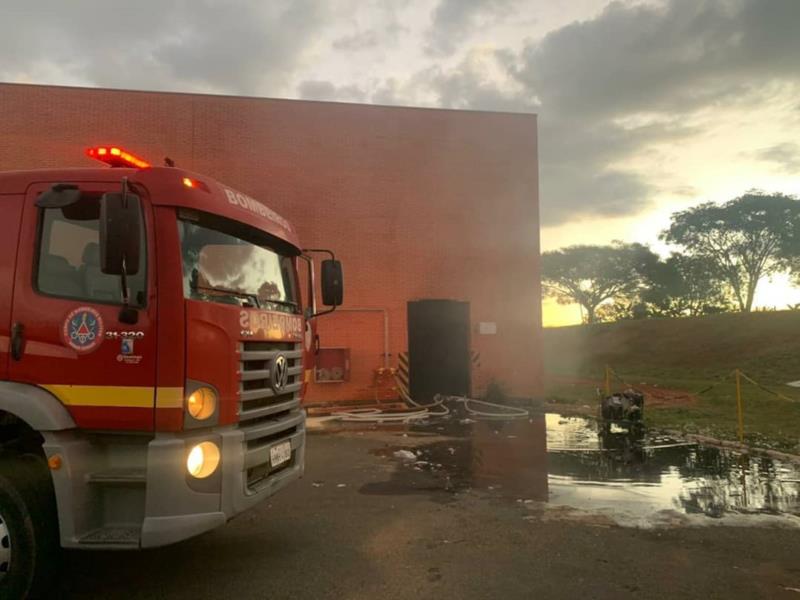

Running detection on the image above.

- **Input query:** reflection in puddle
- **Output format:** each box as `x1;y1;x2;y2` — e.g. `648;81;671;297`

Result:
545;415;800;522
366;413;800;526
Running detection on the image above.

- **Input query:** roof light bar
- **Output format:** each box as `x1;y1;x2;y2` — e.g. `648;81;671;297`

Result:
86;146;151;169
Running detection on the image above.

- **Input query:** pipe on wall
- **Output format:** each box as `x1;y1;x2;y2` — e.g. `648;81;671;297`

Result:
332;308;390;369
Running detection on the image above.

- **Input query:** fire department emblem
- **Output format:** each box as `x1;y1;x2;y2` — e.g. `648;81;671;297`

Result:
62;307;105;354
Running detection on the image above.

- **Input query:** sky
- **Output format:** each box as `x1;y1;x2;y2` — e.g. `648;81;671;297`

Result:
2;0;800;326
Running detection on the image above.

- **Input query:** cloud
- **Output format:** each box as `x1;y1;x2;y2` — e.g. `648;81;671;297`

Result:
332;30;382;52
515;0;800;121
0;0;329;95
297;80;367;103
4;0;800;227
749;142;800;174
418;49;532;112
414;0;800;223
425;0;517;56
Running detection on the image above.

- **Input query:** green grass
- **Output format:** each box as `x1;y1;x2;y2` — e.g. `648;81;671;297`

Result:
543;310;800;453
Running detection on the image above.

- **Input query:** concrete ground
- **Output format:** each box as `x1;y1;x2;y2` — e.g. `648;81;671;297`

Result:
63;427;800;599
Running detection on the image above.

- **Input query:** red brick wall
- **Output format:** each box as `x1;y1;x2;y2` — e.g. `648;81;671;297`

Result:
0;83;542;404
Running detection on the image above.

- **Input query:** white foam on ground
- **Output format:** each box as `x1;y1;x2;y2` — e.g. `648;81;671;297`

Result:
529;503;800;530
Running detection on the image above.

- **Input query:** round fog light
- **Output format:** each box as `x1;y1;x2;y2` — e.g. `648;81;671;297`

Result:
186;441;221;478
187;387;217;420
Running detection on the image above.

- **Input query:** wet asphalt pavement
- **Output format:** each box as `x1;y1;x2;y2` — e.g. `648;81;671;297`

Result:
62;416;800;599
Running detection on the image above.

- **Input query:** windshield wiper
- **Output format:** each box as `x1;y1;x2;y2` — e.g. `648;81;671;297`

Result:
262;298;298;308
194;284;260;307
190;272;260;308
190;270;297;310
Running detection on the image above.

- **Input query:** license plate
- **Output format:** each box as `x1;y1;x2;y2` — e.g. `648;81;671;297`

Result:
270;441;292;467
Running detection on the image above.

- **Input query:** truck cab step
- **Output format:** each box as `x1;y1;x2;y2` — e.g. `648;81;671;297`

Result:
87;468;146;485
79;526;141;547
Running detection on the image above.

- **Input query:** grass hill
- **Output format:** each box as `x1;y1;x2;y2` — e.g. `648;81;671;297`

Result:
544;309;800;384
542;310;800;453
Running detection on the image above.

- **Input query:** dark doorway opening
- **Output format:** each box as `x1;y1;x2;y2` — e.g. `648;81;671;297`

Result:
407;299;471;402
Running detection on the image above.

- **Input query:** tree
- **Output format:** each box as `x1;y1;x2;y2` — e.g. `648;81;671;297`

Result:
661;192;800;312
594;298;649;322
541;243;657;324
639;253;733;317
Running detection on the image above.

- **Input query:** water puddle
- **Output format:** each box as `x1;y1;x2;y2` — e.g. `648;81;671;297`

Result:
545;415;800;527
361;413;800;528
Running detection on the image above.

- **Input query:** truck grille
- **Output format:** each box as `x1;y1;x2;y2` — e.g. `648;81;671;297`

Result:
238;341;305;491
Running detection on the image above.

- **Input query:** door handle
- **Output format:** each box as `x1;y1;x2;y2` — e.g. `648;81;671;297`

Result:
314;334;321;356
10;322;24;361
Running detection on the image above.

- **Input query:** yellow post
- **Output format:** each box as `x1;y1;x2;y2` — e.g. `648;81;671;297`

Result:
735;369;744;443
605;365;611;397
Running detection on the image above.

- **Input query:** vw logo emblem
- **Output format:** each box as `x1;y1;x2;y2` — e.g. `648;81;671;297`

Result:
272;355;289;392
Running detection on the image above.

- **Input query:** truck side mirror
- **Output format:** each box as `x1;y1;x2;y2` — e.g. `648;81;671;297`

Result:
321;259;343;307
99;192;142;276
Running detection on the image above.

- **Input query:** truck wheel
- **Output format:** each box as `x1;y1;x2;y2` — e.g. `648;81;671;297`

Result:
0;456;60;599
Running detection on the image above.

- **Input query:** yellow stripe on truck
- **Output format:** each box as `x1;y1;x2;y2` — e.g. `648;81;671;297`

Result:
155;387;184;409
41;385;184;409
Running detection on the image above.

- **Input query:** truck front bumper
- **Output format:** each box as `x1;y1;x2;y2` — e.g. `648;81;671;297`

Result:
44;409;306;549
141;413;306;548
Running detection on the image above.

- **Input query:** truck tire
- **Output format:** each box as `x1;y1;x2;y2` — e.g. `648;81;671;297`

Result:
0;455;60;599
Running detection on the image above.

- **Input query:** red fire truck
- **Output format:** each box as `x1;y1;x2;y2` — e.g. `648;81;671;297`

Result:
0;146;343;597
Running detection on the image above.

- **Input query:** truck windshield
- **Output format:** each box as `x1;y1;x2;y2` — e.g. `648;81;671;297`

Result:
178;215;298;313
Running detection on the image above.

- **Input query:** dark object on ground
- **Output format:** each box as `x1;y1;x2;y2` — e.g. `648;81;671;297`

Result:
600;389;644;422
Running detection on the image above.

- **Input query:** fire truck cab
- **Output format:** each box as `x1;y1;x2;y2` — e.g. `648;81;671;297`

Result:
0;147;342;597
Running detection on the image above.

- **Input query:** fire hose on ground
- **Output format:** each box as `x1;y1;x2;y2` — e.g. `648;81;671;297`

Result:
327;375;530;423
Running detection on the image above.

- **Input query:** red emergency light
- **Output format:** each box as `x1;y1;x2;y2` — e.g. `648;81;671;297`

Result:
86;146;151;169
182;176;210;192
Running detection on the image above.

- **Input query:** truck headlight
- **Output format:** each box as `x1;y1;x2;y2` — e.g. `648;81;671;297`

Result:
187;387;217;420
186;441;221;478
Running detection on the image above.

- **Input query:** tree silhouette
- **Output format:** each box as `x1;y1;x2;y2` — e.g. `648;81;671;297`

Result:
541;243;657;324
640;253;733;317
662;193;800;312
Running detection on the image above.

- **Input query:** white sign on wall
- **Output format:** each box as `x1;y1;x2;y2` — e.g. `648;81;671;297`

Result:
478;322;497;335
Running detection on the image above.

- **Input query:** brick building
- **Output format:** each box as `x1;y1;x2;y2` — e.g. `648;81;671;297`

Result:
0;82;542;405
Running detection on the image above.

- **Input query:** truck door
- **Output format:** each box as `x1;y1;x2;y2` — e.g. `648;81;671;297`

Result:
0;193;24;380
8;181;158;431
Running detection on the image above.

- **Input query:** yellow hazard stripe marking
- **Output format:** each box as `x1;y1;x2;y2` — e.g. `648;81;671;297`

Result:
41;385;184;409
397;352;410;389
395;351;410;397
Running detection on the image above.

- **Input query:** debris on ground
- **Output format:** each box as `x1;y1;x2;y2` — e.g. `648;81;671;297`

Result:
393;449;417;461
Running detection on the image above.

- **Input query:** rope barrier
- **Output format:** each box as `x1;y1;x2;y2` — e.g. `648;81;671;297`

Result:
602;364;800;444
605;365;693;401
738;371;799;404
695;371;735;396
605;365;642;394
